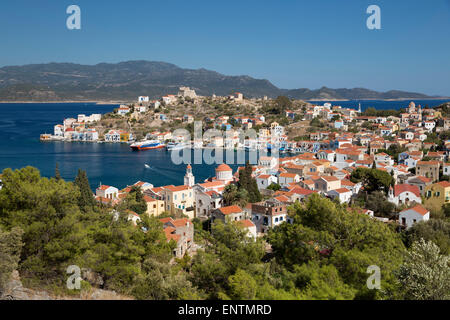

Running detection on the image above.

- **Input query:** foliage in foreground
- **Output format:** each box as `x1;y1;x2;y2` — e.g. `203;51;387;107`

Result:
0;167;448;300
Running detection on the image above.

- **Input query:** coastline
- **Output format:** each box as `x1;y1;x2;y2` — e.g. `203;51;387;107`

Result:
307;97;449;102
0;100;127;104
0;97;448;104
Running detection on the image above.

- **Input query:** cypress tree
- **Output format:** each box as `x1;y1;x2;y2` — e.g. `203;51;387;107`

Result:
55;163;61;180
74;169;94;209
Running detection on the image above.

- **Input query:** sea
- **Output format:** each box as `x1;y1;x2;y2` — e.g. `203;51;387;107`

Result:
0;99;448;190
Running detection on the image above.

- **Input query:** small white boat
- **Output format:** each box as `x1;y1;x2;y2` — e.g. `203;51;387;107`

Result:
144;164;150;169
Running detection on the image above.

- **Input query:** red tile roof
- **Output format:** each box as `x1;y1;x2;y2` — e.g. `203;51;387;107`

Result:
401;204;429;216
394;184;421;197
219;205;242;215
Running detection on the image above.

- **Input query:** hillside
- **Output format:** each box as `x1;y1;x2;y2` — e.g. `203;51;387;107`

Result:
0;61;438;101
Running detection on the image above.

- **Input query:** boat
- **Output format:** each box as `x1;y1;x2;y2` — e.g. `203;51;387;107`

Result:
130;140;165;151
144;164;150;169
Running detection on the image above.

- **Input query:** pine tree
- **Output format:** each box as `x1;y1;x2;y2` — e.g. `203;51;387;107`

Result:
238;162;261;203
55;163;61;180
74;169;94;209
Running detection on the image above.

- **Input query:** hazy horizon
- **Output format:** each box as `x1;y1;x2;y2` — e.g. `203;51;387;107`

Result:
0;1;449;95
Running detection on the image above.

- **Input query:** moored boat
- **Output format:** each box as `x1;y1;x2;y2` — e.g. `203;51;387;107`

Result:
130;140;165;151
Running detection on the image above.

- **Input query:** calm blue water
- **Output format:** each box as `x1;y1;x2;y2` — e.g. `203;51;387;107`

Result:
0;103;253;189
307;99;448;111
0;100;448;190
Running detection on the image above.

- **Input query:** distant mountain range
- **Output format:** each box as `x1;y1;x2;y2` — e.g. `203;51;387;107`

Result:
0;61;442;101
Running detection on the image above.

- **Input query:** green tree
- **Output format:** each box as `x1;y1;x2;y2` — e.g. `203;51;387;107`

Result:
267;194;405;299
350;167;394;194
267;183;281;191
405;219;450;255
0;226;23;295
228;269;257;299
74;169;95;210
55;163;61;180
397;239;450;300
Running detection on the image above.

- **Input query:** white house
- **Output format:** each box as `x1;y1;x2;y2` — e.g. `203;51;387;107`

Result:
194;189;222;218
117;105;130;116
127;210;142;226
105;130;121;142
388;184;422;206
443;163;450;176
317;150;335;162
423;121;435;132
278;173;300;187
375;152;394;166
258;156;279;170
136;105;147;113
237;219;257;239
54;124;64;137
327;188;352;203
138;96;149;103
399;205;430;229
162;95;176;105
96;185;119;200
256;174;278;190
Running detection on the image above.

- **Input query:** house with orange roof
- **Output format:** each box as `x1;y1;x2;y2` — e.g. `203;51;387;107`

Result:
399;205;430;229
194;188;222;218
406;176;432;195
161;185;195;218
96;184;119;200
251;200;288;234
236;219;257;238
299;179;315;190
289;187;318;201
388;184;422;206
160;217;194;258
126;210;141;226
144;195;165;217
314;176;341;193
340;179;361;194
416;160;441;182
282;163;304;176
278;172;300;187
327;187;352;203
212;205;247;223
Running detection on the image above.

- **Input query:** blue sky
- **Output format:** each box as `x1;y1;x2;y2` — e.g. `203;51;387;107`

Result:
0;0;449;95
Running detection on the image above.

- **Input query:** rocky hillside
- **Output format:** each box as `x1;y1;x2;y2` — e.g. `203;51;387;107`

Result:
0;61;437;101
